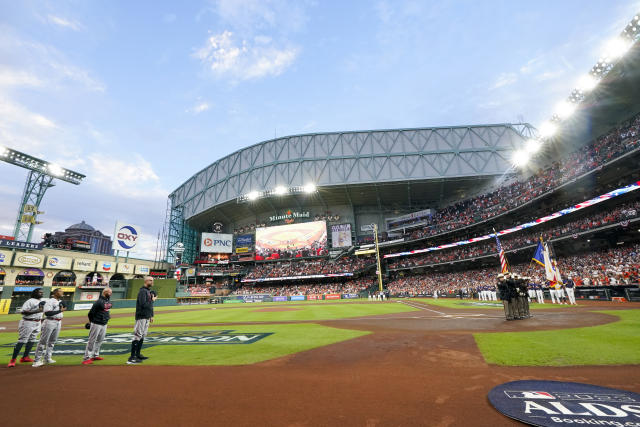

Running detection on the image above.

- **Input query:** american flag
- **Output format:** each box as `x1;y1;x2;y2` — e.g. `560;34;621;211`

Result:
494;232;509;273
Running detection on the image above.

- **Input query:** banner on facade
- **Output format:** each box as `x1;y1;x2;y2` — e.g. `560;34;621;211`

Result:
331;223;352;248
112;221;142;252
201;233;233;253
13;252;45;268
74;258;96;272
46;255;72;270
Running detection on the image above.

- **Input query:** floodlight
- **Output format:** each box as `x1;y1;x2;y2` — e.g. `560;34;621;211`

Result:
247;191;259;201
555;100;577;119
525;139;542;154
603;37;632;60
511;149;530;167
47;163;64;177
303;183;316;193
274;186;287;195
576;74;598;92
539;121;557;138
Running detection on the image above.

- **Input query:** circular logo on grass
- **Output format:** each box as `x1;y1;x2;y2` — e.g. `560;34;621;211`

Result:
488;380;640;426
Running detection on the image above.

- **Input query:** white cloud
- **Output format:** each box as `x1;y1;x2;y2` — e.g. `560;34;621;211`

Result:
194;30;298;80
47;15;84;32
490;72;517;90
86;153;167;199
213;0;308;34
0;67;43;87
187;101;211;114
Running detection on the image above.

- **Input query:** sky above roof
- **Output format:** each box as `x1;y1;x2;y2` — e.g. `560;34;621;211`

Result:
0;0;638;259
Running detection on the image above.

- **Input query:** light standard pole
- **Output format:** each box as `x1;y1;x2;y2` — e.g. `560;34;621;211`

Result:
372;223;384;292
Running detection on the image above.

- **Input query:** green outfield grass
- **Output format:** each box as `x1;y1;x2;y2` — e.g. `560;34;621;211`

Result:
0;323;369;366
474;310;640;366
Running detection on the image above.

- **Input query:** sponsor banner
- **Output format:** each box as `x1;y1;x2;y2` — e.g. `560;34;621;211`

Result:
0;235;14;240
360;224;376;232
307;294;321;300
113;221;142;252
489;380;640;427
290;295;306;301
58;287;76;293
0;249;13;265
135;264;150;275
342;294;359;299
0;299;11;314
117;263;134;274
46;255;72;270
74;258;96;272
272;296;288;302
80;292;99;301
73;303;93;310
331;223;352;248
239;294;270;303
14;286;37;292
235;247;249;253
235;234;253;247
97;261;114;272
241;272;353;283
0;238;42;250
13;252;45;268
269;210;310;223
201;233;233;253
223;299;244;304
185;267;196;277
324;294;340;300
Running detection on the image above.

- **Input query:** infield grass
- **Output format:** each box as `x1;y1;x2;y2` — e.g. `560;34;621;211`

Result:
474;309;640;366
411;298;571;310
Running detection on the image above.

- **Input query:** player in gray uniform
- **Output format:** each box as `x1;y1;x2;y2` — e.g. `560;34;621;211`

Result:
127;276;156;364
8;288;44;367
33;288;66;367
82;287;113;365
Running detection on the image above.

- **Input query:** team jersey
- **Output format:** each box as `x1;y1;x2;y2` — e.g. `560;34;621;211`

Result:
43;298;64;320
20;298;43;320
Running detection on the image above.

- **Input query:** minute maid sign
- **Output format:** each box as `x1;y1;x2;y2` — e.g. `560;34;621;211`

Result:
269;210;310;223
0;330;273;355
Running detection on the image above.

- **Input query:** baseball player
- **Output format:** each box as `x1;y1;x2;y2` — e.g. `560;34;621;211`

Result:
7;288;45;367
33;288;66;367
549;280;558;304
127;276;156;365
565;276;577;305
82;287;113;365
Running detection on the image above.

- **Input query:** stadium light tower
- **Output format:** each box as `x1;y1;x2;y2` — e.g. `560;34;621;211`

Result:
0;146;85;242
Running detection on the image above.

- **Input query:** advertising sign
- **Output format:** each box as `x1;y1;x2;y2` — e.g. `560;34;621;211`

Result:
97;261;114;273
201;233;233;253
235;234;253;247
0;238;42;250
46;255;72;270
0;249;13;265
324;294;341;300
307;295;321;300
290;295;306;301
0;235;14;240
272;296;288;302
255;221;327;260
13;252;45;268
80;292;100;301
331;223;352;248
74;258;96;272
21;268;44;276
135;264;151;275
117;263;134;274
342;294;359;299
112;221;142;252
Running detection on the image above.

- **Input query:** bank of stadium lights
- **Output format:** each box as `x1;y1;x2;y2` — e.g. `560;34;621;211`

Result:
237;183;318;203
0;146;85;184
512;14;640;169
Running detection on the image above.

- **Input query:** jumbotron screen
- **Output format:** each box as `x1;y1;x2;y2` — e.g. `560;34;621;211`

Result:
255;221;327;260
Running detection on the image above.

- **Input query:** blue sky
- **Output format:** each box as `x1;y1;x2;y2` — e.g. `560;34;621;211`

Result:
0;0;638;259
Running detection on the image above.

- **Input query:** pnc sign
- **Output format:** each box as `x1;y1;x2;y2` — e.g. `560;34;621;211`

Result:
201;233;233;253
113;221;142;251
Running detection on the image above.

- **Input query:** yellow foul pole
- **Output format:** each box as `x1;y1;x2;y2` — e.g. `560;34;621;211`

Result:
372;223;384;292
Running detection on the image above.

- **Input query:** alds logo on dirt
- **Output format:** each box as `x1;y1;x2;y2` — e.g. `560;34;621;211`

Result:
489;380;640;427
2;330;273;355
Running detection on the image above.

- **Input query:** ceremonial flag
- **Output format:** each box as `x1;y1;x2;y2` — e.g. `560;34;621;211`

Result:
532;239;545;267
493;231;509;273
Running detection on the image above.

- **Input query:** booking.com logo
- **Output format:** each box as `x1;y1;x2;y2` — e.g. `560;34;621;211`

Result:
117;225;138;250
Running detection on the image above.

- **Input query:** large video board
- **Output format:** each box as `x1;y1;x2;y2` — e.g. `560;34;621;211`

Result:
255;221;327;260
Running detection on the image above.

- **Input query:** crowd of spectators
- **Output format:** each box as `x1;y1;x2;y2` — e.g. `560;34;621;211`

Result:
397;113;640;241
245;256;374;279
387;242;640;296
232;278;375;296
387;199;640;269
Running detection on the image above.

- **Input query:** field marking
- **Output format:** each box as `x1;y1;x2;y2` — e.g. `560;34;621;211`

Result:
399;301;447;315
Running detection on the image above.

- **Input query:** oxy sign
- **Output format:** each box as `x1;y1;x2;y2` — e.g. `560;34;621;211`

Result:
113;221;142;252
201;233;232;253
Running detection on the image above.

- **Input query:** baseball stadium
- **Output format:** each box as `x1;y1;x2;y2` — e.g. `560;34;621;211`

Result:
3;11;640;427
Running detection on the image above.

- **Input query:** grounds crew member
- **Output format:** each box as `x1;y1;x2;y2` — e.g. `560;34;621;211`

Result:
33;288;66;367
8;288;45;367
127;276;157;365
82;287;113;365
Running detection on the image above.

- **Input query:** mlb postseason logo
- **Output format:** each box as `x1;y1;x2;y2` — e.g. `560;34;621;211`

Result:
489;380;640;426
113;221;142;252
